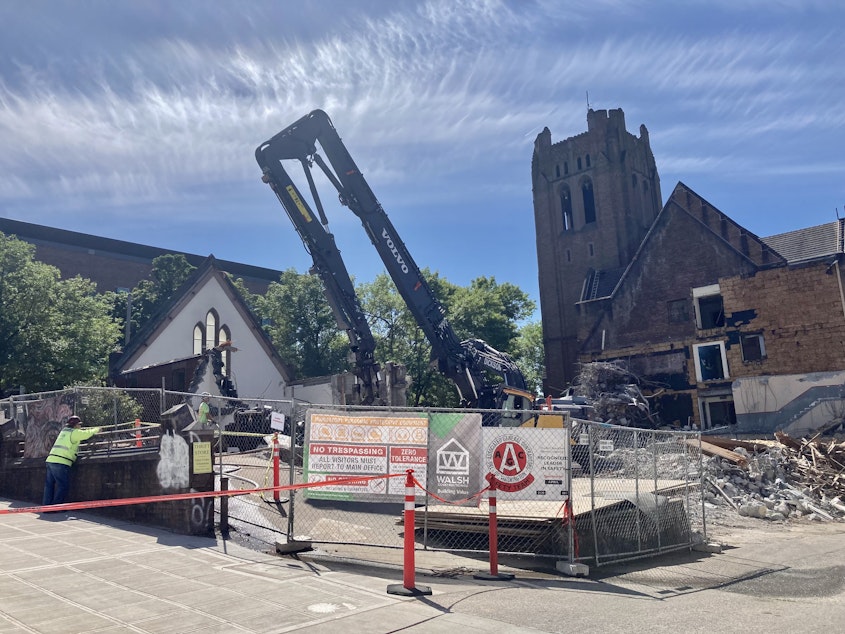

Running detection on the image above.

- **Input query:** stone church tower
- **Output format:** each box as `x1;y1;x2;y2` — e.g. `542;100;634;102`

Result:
532;108;662;395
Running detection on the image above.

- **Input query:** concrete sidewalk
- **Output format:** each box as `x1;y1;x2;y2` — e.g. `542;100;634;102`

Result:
0;498;549;633
4;497;845;633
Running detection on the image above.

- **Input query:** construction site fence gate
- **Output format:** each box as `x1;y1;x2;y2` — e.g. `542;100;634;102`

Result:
2;388;706;566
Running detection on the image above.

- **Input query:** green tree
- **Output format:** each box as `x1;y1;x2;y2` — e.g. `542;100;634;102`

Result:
253;269;348;379
229;276;258;312
358;271;536;407
74;387;143;427
113;254;196;342
510;321;545;397
358;271;452;406
446;277;535;352
0;233;121;395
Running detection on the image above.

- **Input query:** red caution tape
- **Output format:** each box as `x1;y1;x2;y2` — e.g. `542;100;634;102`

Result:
0;473;404;516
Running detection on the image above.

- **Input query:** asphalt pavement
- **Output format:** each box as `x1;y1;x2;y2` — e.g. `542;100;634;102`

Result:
2;497;845;633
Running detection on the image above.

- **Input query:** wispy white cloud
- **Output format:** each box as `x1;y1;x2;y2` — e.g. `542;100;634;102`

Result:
0;0;842;285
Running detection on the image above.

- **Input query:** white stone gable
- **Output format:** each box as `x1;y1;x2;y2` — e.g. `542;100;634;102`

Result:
128;274;288;399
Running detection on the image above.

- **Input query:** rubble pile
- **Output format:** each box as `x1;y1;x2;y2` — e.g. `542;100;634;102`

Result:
701;433;845;522
573;361;655;427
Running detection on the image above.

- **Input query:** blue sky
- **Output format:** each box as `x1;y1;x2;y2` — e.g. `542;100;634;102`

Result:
1;1;843;314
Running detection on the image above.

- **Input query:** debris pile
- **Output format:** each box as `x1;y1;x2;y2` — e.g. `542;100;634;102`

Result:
700;433;845;522
573;361;656;427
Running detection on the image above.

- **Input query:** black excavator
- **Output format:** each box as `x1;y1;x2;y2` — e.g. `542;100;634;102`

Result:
255;109;535;420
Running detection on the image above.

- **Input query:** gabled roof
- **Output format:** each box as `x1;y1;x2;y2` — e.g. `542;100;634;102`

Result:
0;216;282;283
761;220;845;264
112;255;294;382
579;182;786;303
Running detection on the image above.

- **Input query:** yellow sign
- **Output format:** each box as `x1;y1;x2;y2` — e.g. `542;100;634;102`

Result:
192;441;213;474
286;185;312;222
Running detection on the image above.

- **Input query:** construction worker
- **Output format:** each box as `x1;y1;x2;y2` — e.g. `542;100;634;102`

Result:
198;392;215;426
42;416;100;507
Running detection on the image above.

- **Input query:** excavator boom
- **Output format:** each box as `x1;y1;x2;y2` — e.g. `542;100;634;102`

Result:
256;110;533;412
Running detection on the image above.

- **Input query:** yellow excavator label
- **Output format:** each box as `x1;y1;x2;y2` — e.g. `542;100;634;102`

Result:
286;185;312;222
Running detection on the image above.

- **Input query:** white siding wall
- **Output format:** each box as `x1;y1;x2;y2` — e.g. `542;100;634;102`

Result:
283;382;333;404
733;370;845;436
128;275;288;399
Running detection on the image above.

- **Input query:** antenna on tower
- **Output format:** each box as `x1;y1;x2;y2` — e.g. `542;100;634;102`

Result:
586;91;591;111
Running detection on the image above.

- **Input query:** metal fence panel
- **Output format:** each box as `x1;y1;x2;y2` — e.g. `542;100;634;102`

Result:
4;387;704;565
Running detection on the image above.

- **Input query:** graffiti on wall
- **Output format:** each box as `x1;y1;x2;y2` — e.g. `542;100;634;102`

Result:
190;488;214;531
157;429;190;489
21;395;76;459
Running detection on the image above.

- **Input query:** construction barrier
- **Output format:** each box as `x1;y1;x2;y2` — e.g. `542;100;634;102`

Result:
1;386;706;569
0;473;405;516
473;475;515;581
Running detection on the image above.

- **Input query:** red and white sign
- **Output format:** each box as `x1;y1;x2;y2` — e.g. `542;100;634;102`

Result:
304;411;428;501
487;435;535;492
270;411;286;432
482;428;570;500
308;443;388;473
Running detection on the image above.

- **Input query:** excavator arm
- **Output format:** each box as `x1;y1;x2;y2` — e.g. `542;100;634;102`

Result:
255;116;381;405
256;109;533;412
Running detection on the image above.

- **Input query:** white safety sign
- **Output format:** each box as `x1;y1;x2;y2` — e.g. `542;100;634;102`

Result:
481;427;570;501
304;411;428;501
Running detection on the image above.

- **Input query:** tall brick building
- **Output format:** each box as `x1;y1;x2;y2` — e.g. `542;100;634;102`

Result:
532;109;662;393
532;109;845;434
0;217;282;295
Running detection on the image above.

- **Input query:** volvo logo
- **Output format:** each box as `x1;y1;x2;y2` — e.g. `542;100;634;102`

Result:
382;228;409;273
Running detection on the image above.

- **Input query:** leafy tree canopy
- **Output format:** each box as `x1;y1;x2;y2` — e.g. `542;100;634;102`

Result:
358;271;539;407
0;233;121;395
248;264;543;406
112;253;196;343
510;321;545;397
253;269;349;379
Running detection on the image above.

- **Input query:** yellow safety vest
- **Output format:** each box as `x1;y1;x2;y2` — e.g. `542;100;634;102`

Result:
46;426;99;466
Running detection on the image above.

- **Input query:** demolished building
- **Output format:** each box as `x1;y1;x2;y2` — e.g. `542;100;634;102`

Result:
533;108;845;435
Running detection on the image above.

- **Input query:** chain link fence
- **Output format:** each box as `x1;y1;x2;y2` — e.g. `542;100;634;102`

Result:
2;387;705;567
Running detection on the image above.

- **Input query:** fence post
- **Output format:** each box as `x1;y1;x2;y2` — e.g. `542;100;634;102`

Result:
220;476;229;536
273;433;280;502
634;428;642;552
387;470;432;596
556;417;589;577
134;418;142;448
474;475;514;581
653;431;662;553
589;423;599;566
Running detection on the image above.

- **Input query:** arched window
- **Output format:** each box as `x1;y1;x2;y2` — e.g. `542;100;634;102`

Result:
577;157;582;170
555;165;560;178
205;310;218;350
218;326;231;375
582;178;596;224
194;310;234;378
193;324;203;354
585;154;591;168
560;186;573;231
632;174;637;188
564;161;569;175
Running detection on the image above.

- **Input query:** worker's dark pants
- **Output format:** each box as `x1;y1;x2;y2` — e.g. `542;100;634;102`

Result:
42;462;72;506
